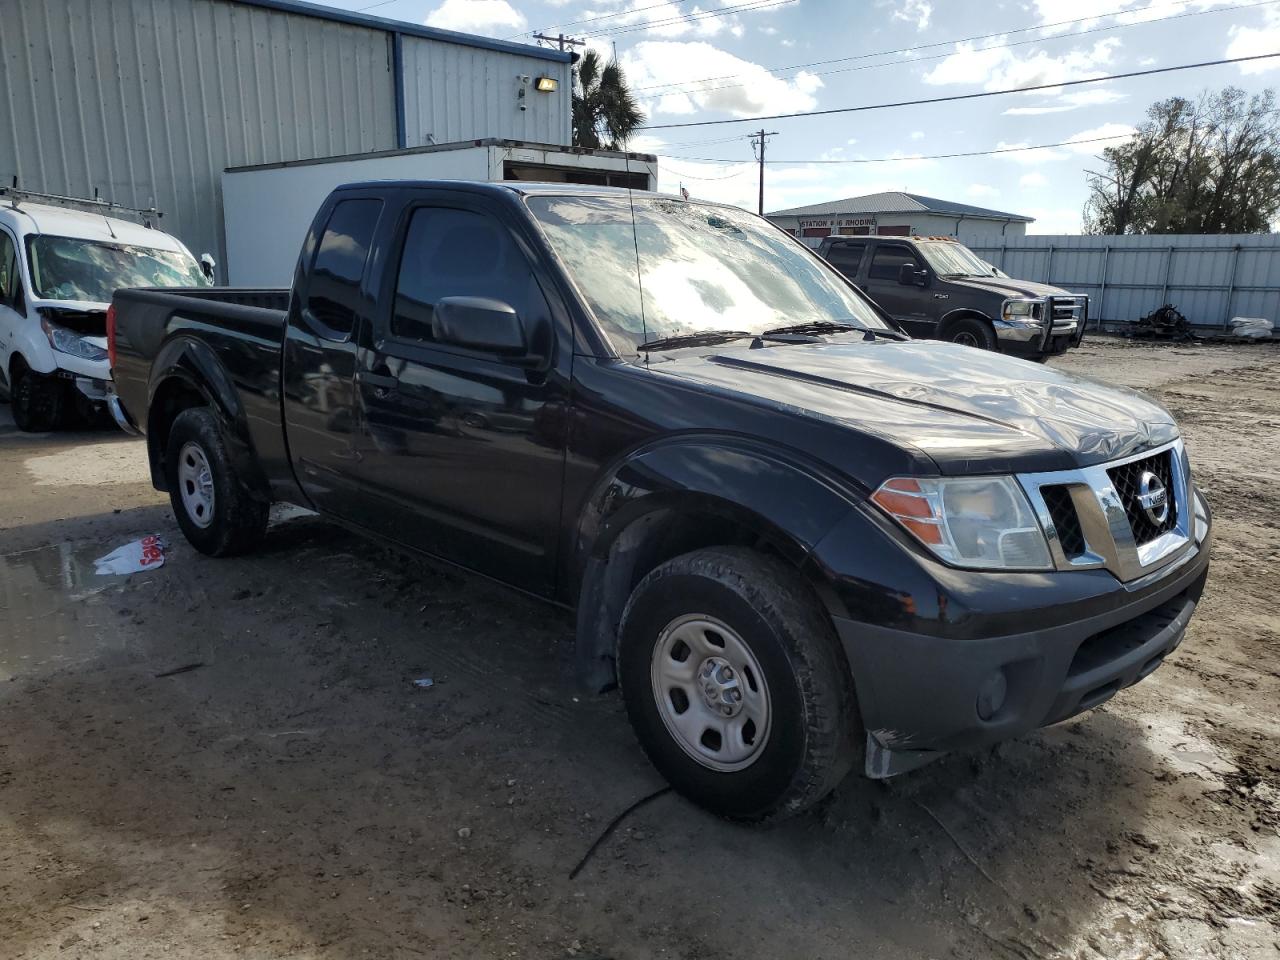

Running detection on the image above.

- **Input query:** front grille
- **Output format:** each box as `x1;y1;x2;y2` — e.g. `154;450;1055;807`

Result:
1108;450;1178;544
1041;484;1086;558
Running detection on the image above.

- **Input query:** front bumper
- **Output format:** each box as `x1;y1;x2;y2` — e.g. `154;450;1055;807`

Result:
827;524;1211;778
994;296;1089;355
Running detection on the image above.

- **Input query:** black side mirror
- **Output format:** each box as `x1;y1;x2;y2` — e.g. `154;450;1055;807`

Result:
433;296;528;356
897;262;926;287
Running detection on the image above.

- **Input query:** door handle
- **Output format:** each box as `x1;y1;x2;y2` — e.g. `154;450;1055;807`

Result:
357;370;399;398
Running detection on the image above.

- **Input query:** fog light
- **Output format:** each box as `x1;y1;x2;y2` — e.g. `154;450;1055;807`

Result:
976;669;1008;721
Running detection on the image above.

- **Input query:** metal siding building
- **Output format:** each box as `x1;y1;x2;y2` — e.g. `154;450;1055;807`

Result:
0;0;571;266
969;234;1280;331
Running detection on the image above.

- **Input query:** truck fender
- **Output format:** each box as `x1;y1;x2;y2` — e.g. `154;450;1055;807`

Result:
146;335;270;500
937;307;995;338
8;319;58;376
571;436;859;691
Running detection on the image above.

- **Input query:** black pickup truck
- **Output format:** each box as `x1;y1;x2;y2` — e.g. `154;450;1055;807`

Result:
818;234;1088;361
109;182;1211;822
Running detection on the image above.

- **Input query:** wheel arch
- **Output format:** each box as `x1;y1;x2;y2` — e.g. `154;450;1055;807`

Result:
571;437;858;692
146;337;268;499
937;307;995;341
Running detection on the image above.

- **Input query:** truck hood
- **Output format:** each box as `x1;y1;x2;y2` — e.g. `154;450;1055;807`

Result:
647;340;1177;475
943;276;1075;299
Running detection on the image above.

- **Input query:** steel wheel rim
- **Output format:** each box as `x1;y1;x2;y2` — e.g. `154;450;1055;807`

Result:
177;441;216;529
953;331;980;347
650;613;772;772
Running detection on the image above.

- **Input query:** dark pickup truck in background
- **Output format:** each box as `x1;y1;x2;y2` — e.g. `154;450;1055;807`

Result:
109;182;1210;822
818;234;1088;361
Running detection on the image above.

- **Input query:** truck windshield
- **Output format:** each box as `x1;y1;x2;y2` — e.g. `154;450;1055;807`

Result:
527;195;889;354
26;235;208;303
915;241;994;278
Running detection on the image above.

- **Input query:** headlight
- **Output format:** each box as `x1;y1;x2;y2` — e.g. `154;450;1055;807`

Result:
41;318;108;362
870;475;1052;570
1002;299;1042;321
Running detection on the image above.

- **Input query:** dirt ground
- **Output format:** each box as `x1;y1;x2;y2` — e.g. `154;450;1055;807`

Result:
1;337;1277;960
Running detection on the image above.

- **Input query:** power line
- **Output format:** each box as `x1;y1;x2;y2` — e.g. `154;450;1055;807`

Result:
639;53;1280;130
509;0;694;39
631;0;1274;95
579;0;794;40
659;133;1134;165
634;0;1277;105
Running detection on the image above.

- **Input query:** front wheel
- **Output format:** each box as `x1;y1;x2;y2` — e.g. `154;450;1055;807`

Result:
947;317;998;350
164;407;268;556
11;361;66;432
618;547;861;823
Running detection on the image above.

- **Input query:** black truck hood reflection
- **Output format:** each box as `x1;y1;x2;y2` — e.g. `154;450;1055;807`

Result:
647;340;1177;475
943;276;1073;299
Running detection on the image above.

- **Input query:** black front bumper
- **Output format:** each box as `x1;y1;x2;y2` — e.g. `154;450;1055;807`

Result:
829;538;1210;776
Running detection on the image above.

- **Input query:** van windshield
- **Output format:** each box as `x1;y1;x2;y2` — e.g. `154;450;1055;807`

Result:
527;195;888;354
26;235;208;303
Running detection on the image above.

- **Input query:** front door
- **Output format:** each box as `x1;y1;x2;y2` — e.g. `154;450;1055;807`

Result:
0;226;24;391
863;241;935;337
281;191;386;518
353;194;570;595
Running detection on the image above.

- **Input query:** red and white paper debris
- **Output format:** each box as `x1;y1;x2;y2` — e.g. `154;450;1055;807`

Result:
94;535;166;575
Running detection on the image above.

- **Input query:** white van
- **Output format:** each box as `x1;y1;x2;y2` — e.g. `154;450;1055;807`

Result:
0;189;212;431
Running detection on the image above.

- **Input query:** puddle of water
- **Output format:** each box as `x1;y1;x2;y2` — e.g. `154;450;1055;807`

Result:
0;540;155;682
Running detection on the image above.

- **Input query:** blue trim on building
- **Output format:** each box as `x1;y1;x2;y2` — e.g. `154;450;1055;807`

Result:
232;0;573;62
392;32;407;149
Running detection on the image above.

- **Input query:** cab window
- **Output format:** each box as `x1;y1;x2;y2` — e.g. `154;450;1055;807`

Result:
306;198;383;337
869;243;923;280
391;206;548;345
825;241;866;277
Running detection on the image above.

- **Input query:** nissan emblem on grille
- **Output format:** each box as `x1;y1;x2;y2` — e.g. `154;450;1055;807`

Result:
1137;471;1170;525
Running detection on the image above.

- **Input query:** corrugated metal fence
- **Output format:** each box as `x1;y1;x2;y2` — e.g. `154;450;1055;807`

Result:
969;234;1280;331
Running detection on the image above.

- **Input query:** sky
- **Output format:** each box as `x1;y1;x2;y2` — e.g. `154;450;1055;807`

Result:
307;0;1280;233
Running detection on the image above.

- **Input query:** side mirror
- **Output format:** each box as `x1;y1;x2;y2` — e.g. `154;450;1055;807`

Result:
433;296;528;356
199;253;217;284
897;262;925;287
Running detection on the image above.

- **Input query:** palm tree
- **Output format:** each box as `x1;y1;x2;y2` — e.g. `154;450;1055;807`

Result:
572;51;645;150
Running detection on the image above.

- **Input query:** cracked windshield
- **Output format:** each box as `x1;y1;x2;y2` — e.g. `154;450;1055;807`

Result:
27;235;208;303
528;195;888;352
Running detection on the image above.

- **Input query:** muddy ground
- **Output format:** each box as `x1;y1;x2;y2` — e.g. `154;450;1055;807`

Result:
1;337;1277;960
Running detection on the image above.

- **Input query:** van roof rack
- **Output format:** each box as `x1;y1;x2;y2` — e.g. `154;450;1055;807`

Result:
0;185;163;227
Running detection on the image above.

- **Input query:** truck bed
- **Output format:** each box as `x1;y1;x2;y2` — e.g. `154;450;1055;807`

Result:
110;286;293;495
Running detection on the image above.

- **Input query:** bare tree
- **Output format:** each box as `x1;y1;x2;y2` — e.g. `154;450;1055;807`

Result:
1084;87;1280;234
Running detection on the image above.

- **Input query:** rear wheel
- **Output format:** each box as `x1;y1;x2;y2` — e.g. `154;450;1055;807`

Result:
11;360;65;432
947;316;998;351
164;407;268;556
618;547;861;823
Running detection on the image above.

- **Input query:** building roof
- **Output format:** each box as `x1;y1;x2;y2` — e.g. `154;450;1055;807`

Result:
767;191;1034;222
235;0;572;63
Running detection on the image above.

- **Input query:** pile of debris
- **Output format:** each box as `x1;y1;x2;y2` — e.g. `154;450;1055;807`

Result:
1131;304;1193;341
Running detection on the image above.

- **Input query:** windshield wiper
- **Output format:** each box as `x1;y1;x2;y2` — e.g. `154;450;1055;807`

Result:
763;321;909;342
638;329;755;352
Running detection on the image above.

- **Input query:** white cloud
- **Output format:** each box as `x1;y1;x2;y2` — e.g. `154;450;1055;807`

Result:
967;184;999;198
910;130;925;140
993;141;1068;165
1064;122;1136;153
1003;88;1125;115
626;41;823;117
880;0;932;30
924;37;1121;91
1020;172;1049;188
424;0;525;36
578;0;794;44
1227;9;1280;73
1032;0;1233;34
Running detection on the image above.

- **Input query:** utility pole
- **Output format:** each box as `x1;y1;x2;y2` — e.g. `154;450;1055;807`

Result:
750;129;778;216
531;32;586;53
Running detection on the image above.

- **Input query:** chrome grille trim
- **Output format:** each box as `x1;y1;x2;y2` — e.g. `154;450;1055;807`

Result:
1017;439;1192;583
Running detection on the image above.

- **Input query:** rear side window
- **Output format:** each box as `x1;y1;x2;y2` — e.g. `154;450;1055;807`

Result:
391;206;548;343
825;242;865;276
0;230;17;307
306;198;382;337
869;244;922;280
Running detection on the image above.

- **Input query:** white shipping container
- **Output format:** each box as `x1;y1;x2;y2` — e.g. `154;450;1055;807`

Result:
222;139;658;286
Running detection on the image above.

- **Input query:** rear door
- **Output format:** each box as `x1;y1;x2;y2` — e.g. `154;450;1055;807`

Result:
863;241;935;337
822;240;868;287
351;190;571;595
281;190;387;518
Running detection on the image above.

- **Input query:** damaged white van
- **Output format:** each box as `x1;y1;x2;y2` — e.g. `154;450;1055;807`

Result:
0;188;212;431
